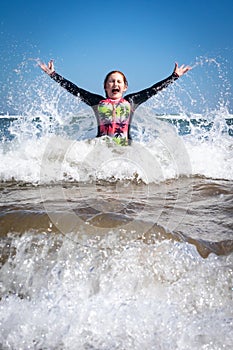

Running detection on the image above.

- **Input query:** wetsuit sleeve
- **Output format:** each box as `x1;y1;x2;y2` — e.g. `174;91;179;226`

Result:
125;72;179;108
50;72;104;107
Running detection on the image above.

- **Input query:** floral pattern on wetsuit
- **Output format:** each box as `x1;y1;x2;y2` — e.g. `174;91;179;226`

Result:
97;98;131;145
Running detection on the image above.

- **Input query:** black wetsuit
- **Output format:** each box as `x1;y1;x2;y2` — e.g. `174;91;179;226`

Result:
50;71;179;144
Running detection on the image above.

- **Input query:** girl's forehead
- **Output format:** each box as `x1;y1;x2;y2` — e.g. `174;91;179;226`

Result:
107;73;124;81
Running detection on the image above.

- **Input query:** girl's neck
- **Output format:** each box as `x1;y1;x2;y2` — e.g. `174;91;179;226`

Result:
106;97;123;102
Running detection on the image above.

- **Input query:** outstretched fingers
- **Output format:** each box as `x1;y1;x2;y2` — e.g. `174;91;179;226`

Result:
174;62;192;77
48;59;54;71
38;59;55;75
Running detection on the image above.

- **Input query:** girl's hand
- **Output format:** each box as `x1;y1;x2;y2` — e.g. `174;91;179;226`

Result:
38;59;55;75
174;62;192;77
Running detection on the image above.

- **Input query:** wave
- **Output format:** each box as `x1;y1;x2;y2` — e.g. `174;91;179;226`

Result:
0;112;232;184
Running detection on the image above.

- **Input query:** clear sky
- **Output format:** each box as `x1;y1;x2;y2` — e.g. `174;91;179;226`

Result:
0;0;233;114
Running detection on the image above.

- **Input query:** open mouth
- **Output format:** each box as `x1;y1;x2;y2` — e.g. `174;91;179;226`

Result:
112;88;120;94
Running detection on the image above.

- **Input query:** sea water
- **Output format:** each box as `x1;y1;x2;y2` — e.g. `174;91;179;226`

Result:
0;57;233;349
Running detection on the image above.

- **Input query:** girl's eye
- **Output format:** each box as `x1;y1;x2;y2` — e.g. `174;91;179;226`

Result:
108;79;122;84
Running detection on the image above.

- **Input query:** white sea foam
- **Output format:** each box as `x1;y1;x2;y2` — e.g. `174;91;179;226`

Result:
0;110;232;184
0;232;232;350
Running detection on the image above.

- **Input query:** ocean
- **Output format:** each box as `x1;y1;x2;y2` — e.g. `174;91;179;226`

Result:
0;66;233;349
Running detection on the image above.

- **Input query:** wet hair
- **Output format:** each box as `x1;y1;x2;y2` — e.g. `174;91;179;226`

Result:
103;70;128;90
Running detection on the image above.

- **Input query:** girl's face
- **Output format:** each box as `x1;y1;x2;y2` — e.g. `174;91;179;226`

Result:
104;72;128;100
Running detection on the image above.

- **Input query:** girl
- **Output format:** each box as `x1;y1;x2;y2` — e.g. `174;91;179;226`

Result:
39;60;191;145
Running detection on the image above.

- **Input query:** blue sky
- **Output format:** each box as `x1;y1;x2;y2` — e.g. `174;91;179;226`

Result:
0;0;233;114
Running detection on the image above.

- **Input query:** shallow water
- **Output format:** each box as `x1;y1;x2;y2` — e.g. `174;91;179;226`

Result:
0;177;233;349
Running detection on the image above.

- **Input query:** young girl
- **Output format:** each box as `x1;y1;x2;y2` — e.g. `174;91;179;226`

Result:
39;60;191;145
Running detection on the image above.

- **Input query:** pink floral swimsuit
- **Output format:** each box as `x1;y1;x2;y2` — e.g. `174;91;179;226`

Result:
97;98;131;145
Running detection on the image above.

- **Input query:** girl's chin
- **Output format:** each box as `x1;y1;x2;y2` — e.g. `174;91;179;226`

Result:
109;94;122;100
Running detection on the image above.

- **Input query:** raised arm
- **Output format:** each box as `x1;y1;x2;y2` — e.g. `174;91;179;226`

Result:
38;59;104;107
125;62;192;108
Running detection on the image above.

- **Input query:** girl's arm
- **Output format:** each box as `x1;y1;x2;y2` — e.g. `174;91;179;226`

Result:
38;60;104;107
125;63;191;108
